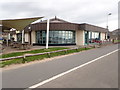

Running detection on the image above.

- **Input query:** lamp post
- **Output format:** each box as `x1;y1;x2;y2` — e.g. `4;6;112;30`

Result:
106;13;112;40
46;19;50;49
106;13;112;29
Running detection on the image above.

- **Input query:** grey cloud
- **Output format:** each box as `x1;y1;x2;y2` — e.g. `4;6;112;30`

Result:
0;0;119;31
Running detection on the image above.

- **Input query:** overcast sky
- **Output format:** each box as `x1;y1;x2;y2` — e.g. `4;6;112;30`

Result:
0;0;119;31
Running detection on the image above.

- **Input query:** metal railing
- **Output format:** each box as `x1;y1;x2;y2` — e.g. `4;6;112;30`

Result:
1;47;84;61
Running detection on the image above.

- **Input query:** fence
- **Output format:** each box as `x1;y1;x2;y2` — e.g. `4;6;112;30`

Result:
1;47;88;61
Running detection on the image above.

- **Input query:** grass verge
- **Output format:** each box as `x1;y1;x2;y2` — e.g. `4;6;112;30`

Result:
2;47;69;58
114;40;120;43
1;47;94;67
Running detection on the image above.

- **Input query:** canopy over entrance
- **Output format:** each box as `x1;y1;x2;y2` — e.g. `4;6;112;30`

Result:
1;17;44;47
0;17;43;31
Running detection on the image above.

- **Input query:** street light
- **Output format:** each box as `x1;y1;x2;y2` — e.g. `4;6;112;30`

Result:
106;13;112;29
106;13;112;40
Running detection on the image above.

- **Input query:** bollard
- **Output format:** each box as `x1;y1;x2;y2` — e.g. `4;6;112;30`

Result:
64;50;67;54
76;48;78;52
22;55;27;63
112;39;115;44
47;52;51;58
92;45;95;48
99;42;102;47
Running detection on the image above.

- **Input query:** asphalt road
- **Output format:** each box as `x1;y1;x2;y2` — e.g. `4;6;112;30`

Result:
37;49;118;88
2;44;119;88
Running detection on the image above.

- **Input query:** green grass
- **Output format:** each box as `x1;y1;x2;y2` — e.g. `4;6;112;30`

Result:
1;47;94;67
2;47;69;58
114;40;120;43
1;54;49;67
1;58;23;67
50;51;66;57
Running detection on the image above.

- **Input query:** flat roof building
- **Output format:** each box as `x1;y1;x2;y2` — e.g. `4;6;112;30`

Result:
12;17;108;46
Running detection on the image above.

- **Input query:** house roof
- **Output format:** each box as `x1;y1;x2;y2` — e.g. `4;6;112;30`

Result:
110;29;120;36
25;17;108;33
26;17;78;31
79;23;108;33
34;16;72;24
111;29;120;33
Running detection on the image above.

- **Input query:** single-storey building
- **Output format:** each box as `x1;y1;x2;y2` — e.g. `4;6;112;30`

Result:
12;17;108;46
109;29;120;41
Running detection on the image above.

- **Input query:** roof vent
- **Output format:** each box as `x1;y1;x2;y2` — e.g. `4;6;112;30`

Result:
55;16;57;19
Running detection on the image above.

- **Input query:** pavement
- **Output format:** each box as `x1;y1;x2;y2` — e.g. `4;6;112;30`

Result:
2;44;119;89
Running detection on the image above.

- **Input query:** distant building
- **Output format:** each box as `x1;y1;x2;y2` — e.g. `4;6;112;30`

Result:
12;17;108;46
109;29;120;41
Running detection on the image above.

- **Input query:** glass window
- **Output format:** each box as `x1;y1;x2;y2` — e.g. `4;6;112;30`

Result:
91;32;100;39
36;30;75;44
17;33;22;42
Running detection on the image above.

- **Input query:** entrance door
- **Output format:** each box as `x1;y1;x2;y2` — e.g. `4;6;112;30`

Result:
84;31;89;45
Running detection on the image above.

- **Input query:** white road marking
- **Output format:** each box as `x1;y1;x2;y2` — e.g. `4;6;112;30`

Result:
29;49;119;88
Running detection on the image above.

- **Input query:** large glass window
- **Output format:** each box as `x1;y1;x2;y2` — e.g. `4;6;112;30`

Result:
91;32;100;40
36;30;75;44
85;31;101;45
17;33;22;42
